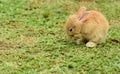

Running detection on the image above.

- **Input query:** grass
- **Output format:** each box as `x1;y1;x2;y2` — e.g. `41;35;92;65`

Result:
0;0;120;73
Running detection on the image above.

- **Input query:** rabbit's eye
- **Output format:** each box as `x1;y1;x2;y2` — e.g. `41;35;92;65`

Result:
69;29;72;32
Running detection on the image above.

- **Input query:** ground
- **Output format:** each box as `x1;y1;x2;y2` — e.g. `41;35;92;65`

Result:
0;0;120;74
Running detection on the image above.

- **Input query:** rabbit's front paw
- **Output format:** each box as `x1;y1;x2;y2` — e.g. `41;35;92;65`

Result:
86;41;96;47
76;39;84;44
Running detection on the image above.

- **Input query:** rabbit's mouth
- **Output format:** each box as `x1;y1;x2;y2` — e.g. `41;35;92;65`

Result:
68;34;79;40
69;35;74;37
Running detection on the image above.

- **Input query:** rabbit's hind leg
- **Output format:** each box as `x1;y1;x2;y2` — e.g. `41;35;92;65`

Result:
86;41;97;47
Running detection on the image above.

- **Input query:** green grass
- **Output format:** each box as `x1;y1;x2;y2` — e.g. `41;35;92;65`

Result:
0;0;120;73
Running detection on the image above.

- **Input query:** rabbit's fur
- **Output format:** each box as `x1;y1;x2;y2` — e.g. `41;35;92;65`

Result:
65;7;109;47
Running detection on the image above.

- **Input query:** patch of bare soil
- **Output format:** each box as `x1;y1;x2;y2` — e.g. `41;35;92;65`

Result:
19;35;37;46
109;20;120;26
0;37;23;50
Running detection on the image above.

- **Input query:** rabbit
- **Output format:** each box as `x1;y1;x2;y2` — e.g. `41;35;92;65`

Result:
65;7;109;47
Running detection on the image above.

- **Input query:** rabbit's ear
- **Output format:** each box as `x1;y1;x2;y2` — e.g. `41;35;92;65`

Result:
79;12;89;22
77;7;86;17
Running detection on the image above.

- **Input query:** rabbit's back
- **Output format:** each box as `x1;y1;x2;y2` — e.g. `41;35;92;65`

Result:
80;11;109;43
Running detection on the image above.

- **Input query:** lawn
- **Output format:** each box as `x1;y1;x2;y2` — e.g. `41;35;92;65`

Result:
0;0;120;74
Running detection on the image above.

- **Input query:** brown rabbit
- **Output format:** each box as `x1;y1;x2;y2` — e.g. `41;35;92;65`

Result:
65;7;109;47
